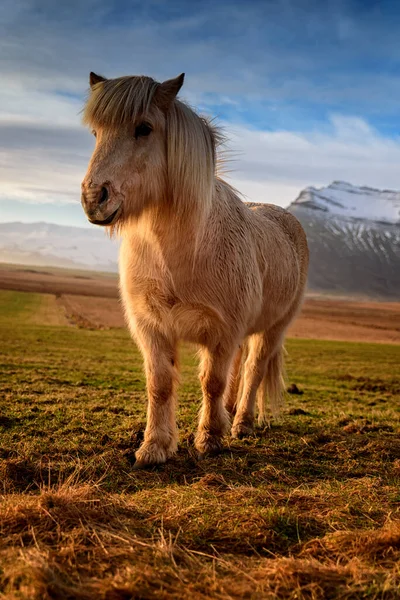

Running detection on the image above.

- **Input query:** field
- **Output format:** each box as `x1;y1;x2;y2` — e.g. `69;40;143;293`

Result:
1;266;400;599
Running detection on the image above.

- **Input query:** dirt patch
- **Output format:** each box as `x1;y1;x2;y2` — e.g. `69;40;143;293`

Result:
288;298;400;344
337;375;400;395
342;420;394;434
59;294;125;329
32;293;69;326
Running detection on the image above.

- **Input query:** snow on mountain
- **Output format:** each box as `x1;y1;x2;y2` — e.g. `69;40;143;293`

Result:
288;182;400;299
292;181;400;224
0;222;118;272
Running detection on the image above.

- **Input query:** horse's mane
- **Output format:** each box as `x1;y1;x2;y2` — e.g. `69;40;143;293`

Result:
83;76;225;230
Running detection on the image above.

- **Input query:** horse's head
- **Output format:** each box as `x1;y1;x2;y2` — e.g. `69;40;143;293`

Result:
81;72;184;228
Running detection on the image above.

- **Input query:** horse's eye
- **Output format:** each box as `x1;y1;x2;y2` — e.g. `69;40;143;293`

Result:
135;122;152;138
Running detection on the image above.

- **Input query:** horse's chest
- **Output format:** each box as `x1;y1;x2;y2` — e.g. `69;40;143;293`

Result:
131;286;225;344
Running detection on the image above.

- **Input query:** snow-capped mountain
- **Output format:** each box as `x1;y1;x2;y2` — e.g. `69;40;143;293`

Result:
293;181;400;224
288;181;400;298
0;222;118;272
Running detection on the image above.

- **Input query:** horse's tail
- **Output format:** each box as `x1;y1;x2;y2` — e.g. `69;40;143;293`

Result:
256;345;286;424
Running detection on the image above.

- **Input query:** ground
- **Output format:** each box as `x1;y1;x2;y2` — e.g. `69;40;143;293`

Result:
1;266;400;599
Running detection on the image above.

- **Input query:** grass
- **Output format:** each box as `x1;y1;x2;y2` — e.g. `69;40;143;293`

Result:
1;289;400;599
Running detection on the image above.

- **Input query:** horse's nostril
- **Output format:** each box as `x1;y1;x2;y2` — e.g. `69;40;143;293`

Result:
99;186;108;205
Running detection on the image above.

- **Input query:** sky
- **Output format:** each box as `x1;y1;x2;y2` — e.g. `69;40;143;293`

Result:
2;0;400;227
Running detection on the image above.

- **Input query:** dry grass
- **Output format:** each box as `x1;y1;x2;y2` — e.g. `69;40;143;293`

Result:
2;482;400;599
1;288;400;598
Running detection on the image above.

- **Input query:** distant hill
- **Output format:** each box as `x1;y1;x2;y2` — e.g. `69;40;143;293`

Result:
288;181;400;299
0;222;118;273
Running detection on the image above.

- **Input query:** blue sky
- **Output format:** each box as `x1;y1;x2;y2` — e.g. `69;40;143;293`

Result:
2;0;400;227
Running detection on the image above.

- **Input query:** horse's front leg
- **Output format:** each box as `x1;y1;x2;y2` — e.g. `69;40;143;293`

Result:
134;332;178;469
195;344;235;457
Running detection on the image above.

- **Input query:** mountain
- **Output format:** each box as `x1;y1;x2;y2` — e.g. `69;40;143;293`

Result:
288;181;400;299
0;222;118;272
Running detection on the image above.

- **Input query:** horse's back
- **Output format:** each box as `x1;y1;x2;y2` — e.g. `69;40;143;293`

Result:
245;201;304;238
245;201;309;274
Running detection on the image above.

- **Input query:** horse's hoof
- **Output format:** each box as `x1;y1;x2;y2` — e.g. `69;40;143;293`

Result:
195;432;224;458
231;423;254;439
133;441;175;469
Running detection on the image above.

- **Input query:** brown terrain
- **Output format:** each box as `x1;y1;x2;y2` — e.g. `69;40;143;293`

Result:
0;263;118;298
1;263;399;343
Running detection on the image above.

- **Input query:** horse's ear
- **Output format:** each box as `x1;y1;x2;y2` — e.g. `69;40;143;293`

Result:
89;72;106;88
154;73;185;110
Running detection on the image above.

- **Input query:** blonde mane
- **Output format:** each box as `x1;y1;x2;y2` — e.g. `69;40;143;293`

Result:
83;76;224;227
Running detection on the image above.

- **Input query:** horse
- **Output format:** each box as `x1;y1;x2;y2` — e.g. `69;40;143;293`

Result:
81;72;309;469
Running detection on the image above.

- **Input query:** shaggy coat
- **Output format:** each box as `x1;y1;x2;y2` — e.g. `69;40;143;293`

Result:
81;72;309;468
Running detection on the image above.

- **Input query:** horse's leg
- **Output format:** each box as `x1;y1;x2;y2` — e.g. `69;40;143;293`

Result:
134;332;178;469
224;345;243;417
195;344;235;457
231;332;270;438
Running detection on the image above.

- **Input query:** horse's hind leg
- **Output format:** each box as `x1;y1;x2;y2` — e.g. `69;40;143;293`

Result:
231;333;268;438
224;345;243;417
134;331;179;469
231;328;285;438
195;344;235;457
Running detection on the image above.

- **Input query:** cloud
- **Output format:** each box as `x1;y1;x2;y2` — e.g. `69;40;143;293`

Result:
3;0;400;114
225;115;400;205
0;121;92;205
3;0;400;224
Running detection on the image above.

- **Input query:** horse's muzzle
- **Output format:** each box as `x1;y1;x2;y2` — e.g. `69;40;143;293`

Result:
88;207;120;226
81;183;120;226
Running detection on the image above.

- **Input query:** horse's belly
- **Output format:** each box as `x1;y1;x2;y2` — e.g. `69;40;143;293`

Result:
244;265;302;335
122;284;229;345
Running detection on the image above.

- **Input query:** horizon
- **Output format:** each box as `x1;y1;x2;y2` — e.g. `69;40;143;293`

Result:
1;178;389;229
1;178;399;230
3;0;400;227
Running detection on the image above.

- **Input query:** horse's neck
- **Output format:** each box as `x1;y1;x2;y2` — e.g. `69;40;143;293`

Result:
124;181;239;274
124;203;209;272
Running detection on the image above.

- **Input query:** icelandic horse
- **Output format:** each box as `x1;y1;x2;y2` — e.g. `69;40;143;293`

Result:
81;72;309;468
